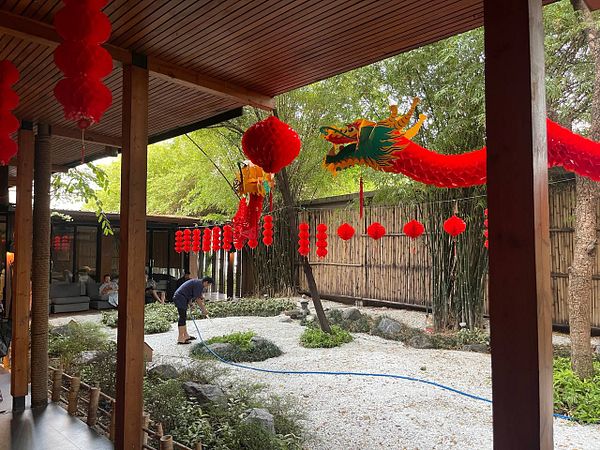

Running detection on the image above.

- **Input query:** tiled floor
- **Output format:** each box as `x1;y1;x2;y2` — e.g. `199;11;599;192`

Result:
0;372;113;450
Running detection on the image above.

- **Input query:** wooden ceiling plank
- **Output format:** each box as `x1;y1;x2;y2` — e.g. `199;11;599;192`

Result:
0;9;272;109
51;125;123;148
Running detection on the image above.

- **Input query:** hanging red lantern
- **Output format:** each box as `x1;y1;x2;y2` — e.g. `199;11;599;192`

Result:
222;225;233;251
241;116;301;173
316;223;328;259
337;223;355;241
183;229;192;253
248;238;259;249
0;60;19;165
61;235;71;252
298;222;310;256
53;236;62;251
444;215;467;237
212;227;222;252
174;230;184;253
403;220;425;239
262;215;274;247
53;0;113;130
202;228;212;253
233;225;245;250
191;228;201;253
367;222;386;240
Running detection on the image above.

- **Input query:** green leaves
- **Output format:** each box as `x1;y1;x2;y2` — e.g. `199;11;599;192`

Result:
553;357;600;423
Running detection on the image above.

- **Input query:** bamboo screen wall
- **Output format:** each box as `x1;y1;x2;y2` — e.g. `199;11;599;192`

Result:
298;181;600;328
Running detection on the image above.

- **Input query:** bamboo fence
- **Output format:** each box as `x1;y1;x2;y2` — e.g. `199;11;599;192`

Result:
298;180;600;328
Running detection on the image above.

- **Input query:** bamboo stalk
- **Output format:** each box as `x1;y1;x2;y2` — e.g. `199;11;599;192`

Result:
87;387;100;426
67;375;80;416
51;367;63;402
160;435;174;450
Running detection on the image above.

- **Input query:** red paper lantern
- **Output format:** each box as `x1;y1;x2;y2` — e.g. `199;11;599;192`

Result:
403;220;425;239
183;229;192;253
337;223;355;241
53;0;113;129
202;228;212;253
0;60;19;165
298;222;310;256
263;215;274;247
212;227;222;251
316;223;328;259
190;228;200;252
233;225;245;250
222;225;233;251
61;235;71;252
444;215;467;237
367;222;386;240
248;239;259;249
174;230;184;253
241;116;301;173
53;236;62;251
483;208;489;249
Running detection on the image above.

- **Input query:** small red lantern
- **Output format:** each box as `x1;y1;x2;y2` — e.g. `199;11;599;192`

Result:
61;235;71;252
192;228;201;253
53;236;62;251
174;230;184;253
316;223;328;259
443;215;467;237
367;222;386;240
337;223;355;241
222;225;233;251
0;60;19;165
241;116;301;173
262;215;274;247
248;238;259;249
403;220;425;239
183;229;192;253
202;228;212;253
298;222;310;256
233;225;245;250
212;227;222;251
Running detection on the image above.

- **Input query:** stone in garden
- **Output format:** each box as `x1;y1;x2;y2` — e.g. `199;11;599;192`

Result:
284;309;304;319
279;315;292;323
408;334;435;349
595;345;600;355
242;408;275;434
250;336;269;346
342;307;362;321
376;317;403;337
205;343;235;355
182;382;226;405
462;343;488;353
75;350;103;365
305;314;315;324
148;364;179;380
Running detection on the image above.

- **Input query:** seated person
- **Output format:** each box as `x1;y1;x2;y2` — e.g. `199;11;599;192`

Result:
145;273;165;304
175;271;192;290
99;274;119;307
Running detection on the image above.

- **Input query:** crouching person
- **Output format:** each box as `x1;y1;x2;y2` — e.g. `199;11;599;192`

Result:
172;276;213;344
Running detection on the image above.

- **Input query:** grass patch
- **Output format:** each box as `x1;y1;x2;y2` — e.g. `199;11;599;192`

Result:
49;321;111;370
190;331;282;362
300;324;353;348
553;357;600;424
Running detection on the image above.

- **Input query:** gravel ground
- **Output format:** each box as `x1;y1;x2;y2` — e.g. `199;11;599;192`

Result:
50;304;600;449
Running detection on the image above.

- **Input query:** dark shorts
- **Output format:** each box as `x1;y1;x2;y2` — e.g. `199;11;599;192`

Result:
177;306;187;326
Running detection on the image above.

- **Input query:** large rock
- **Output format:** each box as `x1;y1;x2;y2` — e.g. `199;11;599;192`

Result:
242;408;275;434
279;315;292;323
284;309;305;319
408;334;435;349
75;350;103;365
148;364;179;380
376;317;403;338
342;307;362;321
205;343;235;356
183;382;226;405
462;343;489;353
595;345;600;355
250;336;269;347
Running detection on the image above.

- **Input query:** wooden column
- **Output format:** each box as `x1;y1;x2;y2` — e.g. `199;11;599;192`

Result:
484;1;553;449
115;57;149;450
31;123;51;409
10;123;34;411
226;251;234;298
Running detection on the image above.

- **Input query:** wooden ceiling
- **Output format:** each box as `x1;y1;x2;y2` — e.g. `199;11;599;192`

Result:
0;0;563;168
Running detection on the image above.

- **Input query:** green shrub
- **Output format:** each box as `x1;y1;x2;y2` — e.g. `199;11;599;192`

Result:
326;309;374;333
200;298;296;318
49;321;110;370
190;331;282;362
101;310;118;328
553;357;600;424
300;325;353;348
78;343;118;397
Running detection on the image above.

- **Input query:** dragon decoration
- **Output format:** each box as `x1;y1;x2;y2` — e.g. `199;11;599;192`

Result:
320;98;600;187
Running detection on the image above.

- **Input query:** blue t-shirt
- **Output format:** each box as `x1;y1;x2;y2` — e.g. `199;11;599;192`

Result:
173;279;204;309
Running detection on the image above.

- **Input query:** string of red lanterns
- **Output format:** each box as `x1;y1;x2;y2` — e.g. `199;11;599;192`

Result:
222;225;233;251
192;228;201;253
316;223;328;259
212;227;222;252
483;209;489;249
0;60;20;165
183;229;192;253
298;222;310;256
262;215;274;247
202;228;211;253
174;230;184;253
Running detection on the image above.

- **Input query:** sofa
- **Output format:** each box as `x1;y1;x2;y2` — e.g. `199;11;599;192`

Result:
87;282;114;310
49;282;90;313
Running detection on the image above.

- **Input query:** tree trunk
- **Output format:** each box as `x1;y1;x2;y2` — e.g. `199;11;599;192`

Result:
275;167;331;333
31;124;52;407
569;0;600;379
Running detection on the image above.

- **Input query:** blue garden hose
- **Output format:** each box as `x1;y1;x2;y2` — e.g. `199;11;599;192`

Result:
190;315;575;422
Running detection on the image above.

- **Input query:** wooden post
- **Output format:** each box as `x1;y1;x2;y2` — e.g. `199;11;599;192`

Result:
226;251;234;298
110;401;116;441
218;249;225;295
87;386;101;426
156;423;164;438
159;435;174;450
115;56;149;450
484;1;553;449
67;375;81;415
11;123;34;412
194;442;202;450
141;412;150;445
51;367;63;402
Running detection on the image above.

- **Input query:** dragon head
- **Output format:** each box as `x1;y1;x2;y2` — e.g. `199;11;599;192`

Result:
320;99;426;175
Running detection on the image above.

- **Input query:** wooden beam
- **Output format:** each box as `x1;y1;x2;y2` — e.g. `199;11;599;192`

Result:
583;0;600;10
11;124;34;412
484;1;553;449
0;10;273;110
51;125;122;148
115;60;149;450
